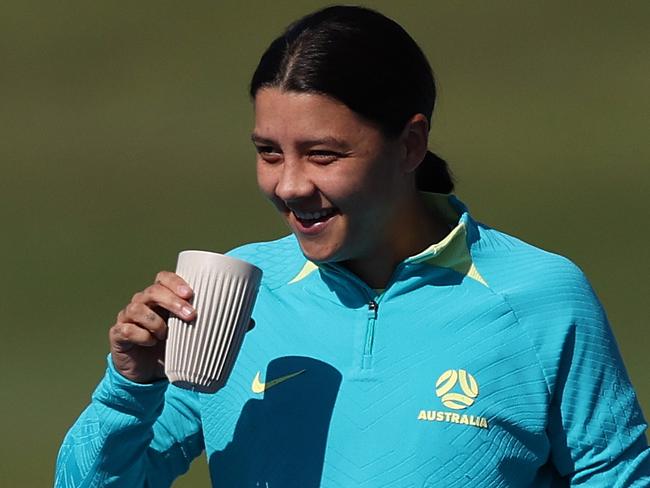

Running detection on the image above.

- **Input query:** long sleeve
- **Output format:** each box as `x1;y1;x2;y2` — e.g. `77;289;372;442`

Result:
474;229;650;486
544;279;650;486
55;356;204;487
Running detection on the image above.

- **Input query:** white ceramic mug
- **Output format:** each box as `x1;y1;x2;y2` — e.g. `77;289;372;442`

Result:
164;250;262;393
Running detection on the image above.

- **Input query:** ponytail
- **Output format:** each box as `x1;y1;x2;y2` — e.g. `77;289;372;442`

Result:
415;150;455;193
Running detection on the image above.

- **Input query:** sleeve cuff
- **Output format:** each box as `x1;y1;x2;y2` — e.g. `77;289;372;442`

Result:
91;354;169;420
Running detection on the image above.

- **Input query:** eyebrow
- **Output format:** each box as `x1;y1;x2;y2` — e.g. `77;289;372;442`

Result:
250;133;351;151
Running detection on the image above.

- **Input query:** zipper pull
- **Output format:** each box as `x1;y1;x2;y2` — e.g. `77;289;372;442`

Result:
368;300;379;319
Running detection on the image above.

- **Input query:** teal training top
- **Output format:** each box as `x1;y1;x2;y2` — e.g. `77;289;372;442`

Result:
55;194;650;487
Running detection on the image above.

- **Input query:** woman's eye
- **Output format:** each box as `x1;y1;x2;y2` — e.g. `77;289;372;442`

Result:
256;146;282;162
255;146;276;155
309;150;340;164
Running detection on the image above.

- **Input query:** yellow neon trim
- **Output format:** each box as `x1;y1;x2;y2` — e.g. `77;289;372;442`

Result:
414;222;488;287
467;263;488;287
409;221;465;261
288;261;318;284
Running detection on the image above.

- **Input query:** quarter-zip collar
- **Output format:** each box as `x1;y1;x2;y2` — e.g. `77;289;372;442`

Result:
287;193;488;304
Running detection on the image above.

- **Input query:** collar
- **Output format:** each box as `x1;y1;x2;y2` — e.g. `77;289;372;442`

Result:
288;193;487;288
404;193;487;286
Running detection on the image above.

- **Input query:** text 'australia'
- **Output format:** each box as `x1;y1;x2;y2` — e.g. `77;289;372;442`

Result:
417;410;489;429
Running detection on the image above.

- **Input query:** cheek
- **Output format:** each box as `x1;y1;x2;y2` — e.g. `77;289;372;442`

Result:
332;162;393;206
256;161;276;198
335;164;400;233
256;163;289;215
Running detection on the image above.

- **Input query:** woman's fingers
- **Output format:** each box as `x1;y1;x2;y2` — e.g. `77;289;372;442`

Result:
111;272;195;354
109;271;195;383
110;322;159;350
131;281;196;321
117;302;168;340
154;271;194;300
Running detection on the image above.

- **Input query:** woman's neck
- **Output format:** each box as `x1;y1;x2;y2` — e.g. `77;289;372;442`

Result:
341;193;451;289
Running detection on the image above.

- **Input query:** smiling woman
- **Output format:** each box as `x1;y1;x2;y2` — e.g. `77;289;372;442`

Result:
247;6;457;289
252;89;450;287
55;5;649;488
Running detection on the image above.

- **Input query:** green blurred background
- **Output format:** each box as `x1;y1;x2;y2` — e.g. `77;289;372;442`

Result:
1;1;648;485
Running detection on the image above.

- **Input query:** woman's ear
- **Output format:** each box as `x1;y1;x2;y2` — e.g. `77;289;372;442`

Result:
399;113;429;174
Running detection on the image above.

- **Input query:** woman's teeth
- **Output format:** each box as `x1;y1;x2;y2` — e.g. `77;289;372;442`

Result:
293;208;336;221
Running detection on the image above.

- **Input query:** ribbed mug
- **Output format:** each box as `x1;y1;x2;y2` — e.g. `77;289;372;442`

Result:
164;250;262;393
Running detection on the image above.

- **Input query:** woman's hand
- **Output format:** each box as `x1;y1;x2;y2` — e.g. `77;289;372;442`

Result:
109;271;196;383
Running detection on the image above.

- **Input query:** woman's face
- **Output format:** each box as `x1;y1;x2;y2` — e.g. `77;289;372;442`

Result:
253;88;411;265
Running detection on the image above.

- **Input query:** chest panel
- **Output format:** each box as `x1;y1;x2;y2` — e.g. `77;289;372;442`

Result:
200;283;554;487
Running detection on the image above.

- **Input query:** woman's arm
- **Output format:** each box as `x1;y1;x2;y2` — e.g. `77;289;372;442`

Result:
54;356;204;488
545;281;650;486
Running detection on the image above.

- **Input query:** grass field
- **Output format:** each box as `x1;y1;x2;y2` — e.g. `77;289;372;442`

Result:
1;1;648;486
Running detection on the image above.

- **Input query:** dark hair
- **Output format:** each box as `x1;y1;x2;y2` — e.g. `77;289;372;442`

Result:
250;5;454;193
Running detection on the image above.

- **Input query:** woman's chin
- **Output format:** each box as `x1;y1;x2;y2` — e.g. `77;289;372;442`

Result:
295;239;342;265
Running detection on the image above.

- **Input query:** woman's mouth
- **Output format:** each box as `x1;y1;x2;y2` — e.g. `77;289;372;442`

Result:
290;207;339;235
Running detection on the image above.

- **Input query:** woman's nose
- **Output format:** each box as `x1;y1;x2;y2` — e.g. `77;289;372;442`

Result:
274;159;316;202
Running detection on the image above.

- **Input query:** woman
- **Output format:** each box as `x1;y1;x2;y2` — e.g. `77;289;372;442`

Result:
56;6;649;487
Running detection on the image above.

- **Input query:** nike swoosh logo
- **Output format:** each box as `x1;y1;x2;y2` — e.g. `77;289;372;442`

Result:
251;369;306;394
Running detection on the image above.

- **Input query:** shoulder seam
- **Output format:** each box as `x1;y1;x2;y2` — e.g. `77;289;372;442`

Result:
483;287;553;399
